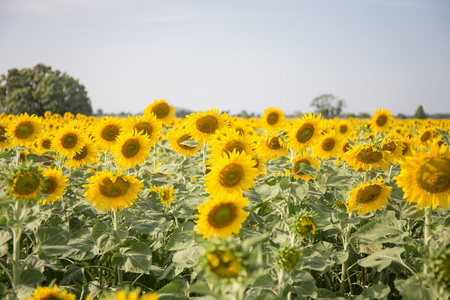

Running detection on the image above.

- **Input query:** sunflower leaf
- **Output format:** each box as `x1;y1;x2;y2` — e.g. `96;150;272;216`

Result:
358;247;405;272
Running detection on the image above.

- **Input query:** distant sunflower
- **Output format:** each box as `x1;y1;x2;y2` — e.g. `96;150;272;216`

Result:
293;211;317;236
195;195;249;240
111;131;152;170
151;186;175;206
347;178;392;215
252;155;267;176
370;108;393;132
8;165;43;200
286;112;324;152
395;142;450;209
289;152;320;181
123;113;162;145
185;108;229;143
313;130;344;160
52;126;88;157
204;149;258;198
6;113;44;147
83;170;144;211
417;128;436;145
206;248;241;278
0;119;11;150
397;137;416;158
40;167;69;205
166;127;201;156
343;143;393;171
34;132;54;155
334;120;353;137
380;138;404;162
98;290;157;300
260;106;285;132
65;140;99;169
143;99;176;125
256;133;288;159
209;127;256;159
92;116;123;151
24;285;76;300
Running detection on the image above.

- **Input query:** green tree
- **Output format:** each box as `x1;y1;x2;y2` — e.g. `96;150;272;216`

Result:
310;94;345;119
414;105;426;119
0;64;93;116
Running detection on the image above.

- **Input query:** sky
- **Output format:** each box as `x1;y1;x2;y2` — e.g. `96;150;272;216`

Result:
1;0;449;116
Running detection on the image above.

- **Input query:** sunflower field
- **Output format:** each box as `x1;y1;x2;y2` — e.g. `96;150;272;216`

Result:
0;101;449;300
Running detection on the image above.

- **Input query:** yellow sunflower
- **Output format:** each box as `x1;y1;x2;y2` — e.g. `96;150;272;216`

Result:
166;127;201;156
195;195;249;240
395;142;450;209
98;290;158;300
343;143;394;171
260;106;285;132
111;131;152;170
206;248;241;278
370;107;393;132
143;99;176;126
289;152;320;181
6;113;44;147
83;170;144;211
347;178;392;215
52;125;88;157
255;133;288;159
185;108;229;143
64;140;99;169
286;112;324;152
150;186;175;206
204;149;258;198
313;130;344;160
8;165;43;200
92;116;123;151
334;120;354;137
123;113;162;145
0;119;11;150
293;211;317;235
24;285;76;300
208;127;256;159
40;167;69;205
380;137;405;162
33;132;54;155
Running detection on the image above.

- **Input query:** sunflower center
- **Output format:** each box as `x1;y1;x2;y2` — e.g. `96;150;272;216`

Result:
196;116;219;134
62;133;77;149
420;131;431;142
152;103;170;118
401;142;410;155
0;126;7;142
321;138;335;151
177;134;196;150
122;139;140;157
208;203;236;228
15;122;34;139
296;124;314;143
73;146;88;160
42;140;51;149
342;142;350;153
101;125;120;141
293;158;310;176
416;158;450;193
218;163;244;188
340;125;348;134
160;189;170;201
41;178;57;194
267;112;279;125
134;122;153;136
13;171;41;196
381;141;396;152
40;295;63;300
98;177;130;198
356;185;381;203
266;137;282;150
223;141;245;154
356;147;383;164
376;115;387;127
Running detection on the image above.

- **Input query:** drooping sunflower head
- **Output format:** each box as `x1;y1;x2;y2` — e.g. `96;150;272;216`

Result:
23;285;76;300
111;131;152;170
286;112;324;152
343;143;393;171
290;152;320;181
370;107;393;132
347;177;392;215
293;210;317;236
256;133;288;159
261;106;285;131
40;167;69;205
206;248;242;278
6;113;44;147
185;108;230;143
143;99;176;126
8;165;43;201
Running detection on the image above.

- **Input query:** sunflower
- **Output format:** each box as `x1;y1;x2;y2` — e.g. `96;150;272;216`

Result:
166;127;201;156
143;99;176;126
395;142;450;209
92;116;123;151
380;137;405;161
6;113;44;147
370;108;393;132
289;152;320;181
98;290;158;300
206;248;242;278
334;120;353;137
256;133;288;159
24;285;76;300
40;167;69;205
83;170;144;211
313;130;344;160
286;112;324;152
195;195;249;240
34;132;54;155
397;137;416;158
185;108;229;143
276;245;302;270
204;149;258;198
209;127;256;159
65;140;99;169
252;155;267;176
52;125;88;158
293;211;317;235
150;186;175;206
347;178;392;215
8;165;43;200
123;113;162;145
260;106;285;132
343;143;393;171
0;119;11;150
111;131;152;170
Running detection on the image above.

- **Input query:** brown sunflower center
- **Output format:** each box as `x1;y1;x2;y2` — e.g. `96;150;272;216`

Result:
42;140;52;149
0;126;7;142
73;146;88;160
177;134;196;150
134;122;153;136
223;141;245;154
61;133;78;149
15;122;34;139
13;171;41;196
266;137;282;150
98;177;130;198
401;142;410;155
208;203;236;228
101;125;120;141
121;139;140;157
160;189;171;201
376;115;387;127
218;163;244;188
356;185;382;203
40;295;63;300
381;141;397;152
356;147;383;164
267;112;279;125
321;138;335;151
340;125;348;134
420;131;431;142
296;217;315;234
342;142;350;153
152;103;170;118
296;123;314;143
416;158;450;193
196;116;219;134
41;178;57;194
293;158;310;176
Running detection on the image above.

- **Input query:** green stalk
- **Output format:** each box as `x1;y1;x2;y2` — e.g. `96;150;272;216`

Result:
424;207;432;274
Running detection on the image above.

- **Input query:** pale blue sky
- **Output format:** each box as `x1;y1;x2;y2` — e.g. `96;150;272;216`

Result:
1;0;449;116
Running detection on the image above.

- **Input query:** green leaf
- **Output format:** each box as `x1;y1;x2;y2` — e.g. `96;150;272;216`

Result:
279;178;291;190
158;279;189;296
91;222;127;253
292;280;317;297
401;202;424;219
356;284;390;300
353;222;408;244
67;228;97;260
0;152;11;159
358;247;405;272
36;227;73;256
252;274;275;288
395;277;438;300
172;246;203;268
19;269;44;287
188;281;221;298
25;153;50;163
165;231;195;252
0;230;12;257
111;242;152;273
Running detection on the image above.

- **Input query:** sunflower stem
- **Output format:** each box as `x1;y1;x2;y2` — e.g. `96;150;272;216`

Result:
277;268;285;296
340;227;350;294
202;141;208;173
424;207;432;273
12;199;23;288
112;209;118;231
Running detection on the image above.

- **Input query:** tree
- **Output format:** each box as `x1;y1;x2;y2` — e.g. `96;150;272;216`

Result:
0;64;93;116
310;94;345;119
414;105;426;119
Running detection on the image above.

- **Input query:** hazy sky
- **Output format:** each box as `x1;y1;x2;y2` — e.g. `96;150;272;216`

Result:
1;0;449;116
